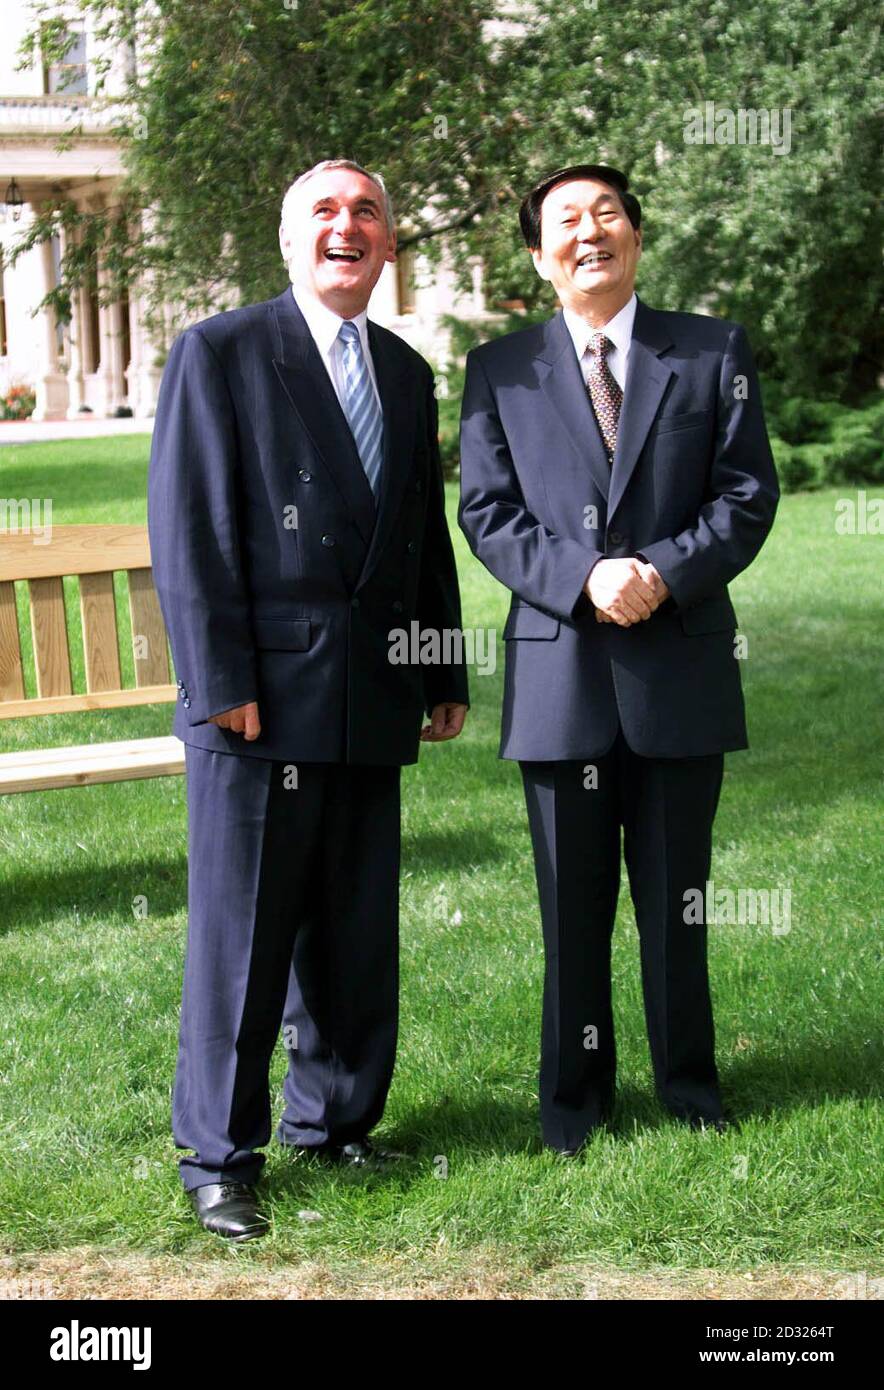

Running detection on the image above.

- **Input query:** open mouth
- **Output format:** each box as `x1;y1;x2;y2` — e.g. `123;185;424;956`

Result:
324;247;364;262
576;251;612;268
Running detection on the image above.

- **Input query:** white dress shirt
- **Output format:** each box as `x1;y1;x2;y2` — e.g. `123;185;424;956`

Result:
562;291;637;393
291;286;382;414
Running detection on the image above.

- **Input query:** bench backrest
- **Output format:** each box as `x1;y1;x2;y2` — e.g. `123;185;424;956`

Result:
0;525;176;720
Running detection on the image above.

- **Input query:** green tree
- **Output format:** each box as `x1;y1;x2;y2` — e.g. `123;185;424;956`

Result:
13;0;513;332
461;0;882;400
12;0;881;402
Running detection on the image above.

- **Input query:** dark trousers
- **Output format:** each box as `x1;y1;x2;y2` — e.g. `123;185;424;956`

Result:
173;746;401;1191
520;729;725;1151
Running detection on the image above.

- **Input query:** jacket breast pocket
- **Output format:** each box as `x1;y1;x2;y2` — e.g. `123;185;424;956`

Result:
503;606;561;640
252;618;312;650
655;409;710;436
679;596;737;635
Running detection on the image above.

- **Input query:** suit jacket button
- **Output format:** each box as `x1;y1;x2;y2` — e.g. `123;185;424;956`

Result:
298;469;312;482
321;534;336;547
414;479;422;493
351;597;360;609
407;541;416;554
609;529;625;546
392;600;403;613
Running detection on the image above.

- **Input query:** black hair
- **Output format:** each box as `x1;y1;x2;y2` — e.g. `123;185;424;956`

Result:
519;164;641;249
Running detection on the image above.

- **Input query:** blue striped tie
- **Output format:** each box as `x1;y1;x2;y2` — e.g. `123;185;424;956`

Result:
337;320;383;499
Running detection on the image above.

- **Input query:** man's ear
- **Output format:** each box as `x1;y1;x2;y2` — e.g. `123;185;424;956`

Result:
530;246;550;282
635;228;642;259
385;231;398;265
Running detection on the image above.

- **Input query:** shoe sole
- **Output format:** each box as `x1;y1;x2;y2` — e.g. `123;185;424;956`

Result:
201;1223;268;1241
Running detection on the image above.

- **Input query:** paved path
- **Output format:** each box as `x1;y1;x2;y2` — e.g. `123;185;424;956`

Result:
0;418;153;446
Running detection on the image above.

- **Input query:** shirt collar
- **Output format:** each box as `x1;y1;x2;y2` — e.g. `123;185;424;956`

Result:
291;285;370;357
562;291;637;361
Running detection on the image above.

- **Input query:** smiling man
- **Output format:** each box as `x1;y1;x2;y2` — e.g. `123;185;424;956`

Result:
459;163;778;1154
149;160;468;1238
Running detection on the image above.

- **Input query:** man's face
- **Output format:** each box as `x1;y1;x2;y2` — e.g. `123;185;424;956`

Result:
280;168;397;313
531;178;641;315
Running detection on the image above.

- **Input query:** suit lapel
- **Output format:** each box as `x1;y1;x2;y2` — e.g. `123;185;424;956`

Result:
535;296;677;521
536;310;612;502
607;296;674;519
271;289;376;546
355;320;416;590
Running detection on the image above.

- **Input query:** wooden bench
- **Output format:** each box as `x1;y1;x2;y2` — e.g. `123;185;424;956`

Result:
0;525;184;793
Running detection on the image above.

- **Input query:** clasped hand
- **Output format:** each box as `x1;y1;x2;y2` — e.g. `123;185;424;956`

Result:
587;557;670;627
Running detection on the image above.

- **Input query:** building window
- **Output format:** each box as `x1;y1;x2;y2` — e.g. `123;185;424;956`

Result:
44;28;88;96
0;255;8;357
396;248;417;315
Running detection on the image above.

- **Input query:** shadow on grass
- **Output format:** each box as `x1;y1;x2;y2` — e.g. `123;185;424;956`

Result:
401;825;508;871
1;854;187;934
388;1054;884;1154
2;824;511;934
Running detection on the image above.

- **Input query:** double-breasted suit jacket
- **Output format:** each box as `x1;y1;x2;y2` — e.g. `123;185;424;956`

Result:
149;287;468;763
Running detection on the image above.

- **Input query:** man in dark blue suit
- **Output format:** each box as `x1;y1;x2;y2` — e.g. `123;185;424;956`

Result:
149;160;468;1238
459;164;778;1154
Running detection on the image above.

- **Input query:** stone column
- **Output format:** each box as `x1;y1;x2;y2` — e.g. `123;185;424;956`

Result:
123;206;164;418
125;290;142;416
62;208;86;418
109;294;128;411
87;195;117;416
31;206;68;421
126;291;163;417
92;258;117;416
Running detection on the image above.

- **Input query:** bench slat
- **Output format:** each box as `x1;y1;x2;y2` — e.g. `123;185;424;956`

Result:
0;581;25;702
0;526;152;582
29;577;73;699
0;684;177;720
128;569;171;687
0;736;183;769
79;571;122;693
0;735;185;794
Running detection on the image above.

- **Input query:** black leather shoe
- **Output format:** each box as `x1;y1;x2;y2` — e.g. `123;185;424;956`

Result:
288;1138;407;1167
189;1182;269;1241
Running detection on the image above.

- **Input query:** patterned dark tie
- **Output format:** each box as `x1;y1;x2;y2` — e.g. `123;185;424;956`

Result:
584;332;623;464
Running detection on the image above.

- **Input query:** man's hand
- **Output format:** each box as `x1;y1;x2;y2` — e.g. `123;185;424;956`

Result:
638;560;670;604
208;701;262;740
420;702;468;742
587;558;662;626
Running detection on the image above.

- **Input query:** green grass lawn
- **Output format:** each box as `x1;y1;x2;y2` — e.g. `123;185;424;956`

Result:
0;437;881;1295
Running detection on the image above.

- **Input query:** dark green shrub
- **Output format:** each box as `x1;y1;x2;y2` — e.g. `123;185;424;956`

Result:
771;439;811;492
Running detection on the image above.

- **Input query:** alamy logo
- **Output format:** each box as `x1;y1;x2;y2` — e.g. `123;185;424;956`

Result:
49;1320;151;1370
387;622;496;676
0;497;53;544
683;102;792;155
683;880;792;935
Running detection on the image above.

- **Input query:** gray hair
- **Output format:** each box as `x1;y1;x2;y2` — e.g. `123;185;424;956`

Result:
280;160;395;239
